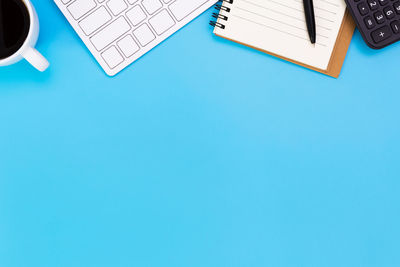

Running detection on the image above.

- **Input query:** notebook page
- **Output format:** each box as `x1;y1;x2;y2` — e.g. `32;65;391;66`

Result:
214;0;347;70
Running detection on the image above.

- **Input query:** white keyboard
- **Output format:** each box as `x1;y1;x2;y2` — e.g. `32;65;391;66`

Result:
54;0;216;76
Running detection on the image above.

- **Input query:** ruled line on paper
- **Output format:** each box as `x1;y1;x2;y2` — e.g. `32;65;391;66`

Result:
240;0;334;30
231;14;328;47
214;0;347;70
234;0;345;45
293;0;337;14
236;6;331;39
239;0;337;25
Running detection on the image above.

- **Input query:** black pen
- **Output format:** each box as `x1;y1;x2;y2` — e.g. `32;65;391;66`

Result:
303;0;316;44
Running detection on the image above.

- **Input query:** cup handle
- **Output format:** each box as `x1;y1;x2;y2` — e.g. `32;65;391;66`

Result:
22;47;50;72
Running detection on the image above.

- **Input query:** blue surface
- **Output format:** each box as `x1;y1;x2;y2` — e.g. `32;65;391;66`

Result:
1;1;400;266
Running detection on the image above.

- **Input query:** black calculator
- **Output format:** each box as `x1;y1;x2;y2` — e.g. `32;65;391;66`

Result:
344;0;400;49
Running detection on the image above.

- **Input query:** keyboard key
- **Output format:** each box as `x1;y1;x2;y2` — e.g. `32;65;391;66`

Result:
357;2;369;15
391;20;400;33
142;0;163;15
133;23;156;46
117;35;140;57
67;0;96;20
364;16;376;29
126;5;147;26
90;17;131;50
54;0;216;75
169;0;209;21
79;6;112;35
107;0;128;15
383;6;396;19
149;9;176;35
374;11;385;23
101;46;124;68
371;25;392;42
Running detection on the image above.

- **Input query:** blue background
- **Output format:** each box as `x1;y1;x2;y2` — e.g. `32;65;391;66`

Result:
1;1;400;266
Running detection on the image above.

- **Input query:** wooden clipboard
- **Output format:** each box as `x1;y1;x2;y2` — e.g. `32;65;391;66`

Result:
215;10;355;78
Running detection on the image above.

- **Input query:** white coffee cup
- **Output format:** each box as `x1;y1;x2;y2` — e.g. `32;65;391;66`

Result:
0;0;49;71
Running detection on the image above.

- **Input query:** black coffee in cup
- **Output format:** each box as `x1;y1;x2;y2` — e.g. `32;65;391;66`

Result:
0;0;31;59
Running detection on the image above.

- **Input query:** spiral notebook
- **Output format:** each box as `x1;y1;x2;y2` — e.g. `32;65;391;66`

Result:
211;0;355;77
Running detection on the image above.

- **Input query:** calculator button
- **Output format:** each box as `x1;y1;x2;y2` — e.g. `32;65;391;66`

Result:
383;6;396;19
378;0;389;6
374;11;385;23
394;1;400;14
368;0;379;10
358;2;369;15
391;20;400;33
364;16;376;28
371;25;392;42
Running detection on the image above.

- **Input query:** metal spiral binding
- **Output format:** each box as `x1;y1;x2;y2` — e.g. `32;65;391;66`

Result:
209;0;234;29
